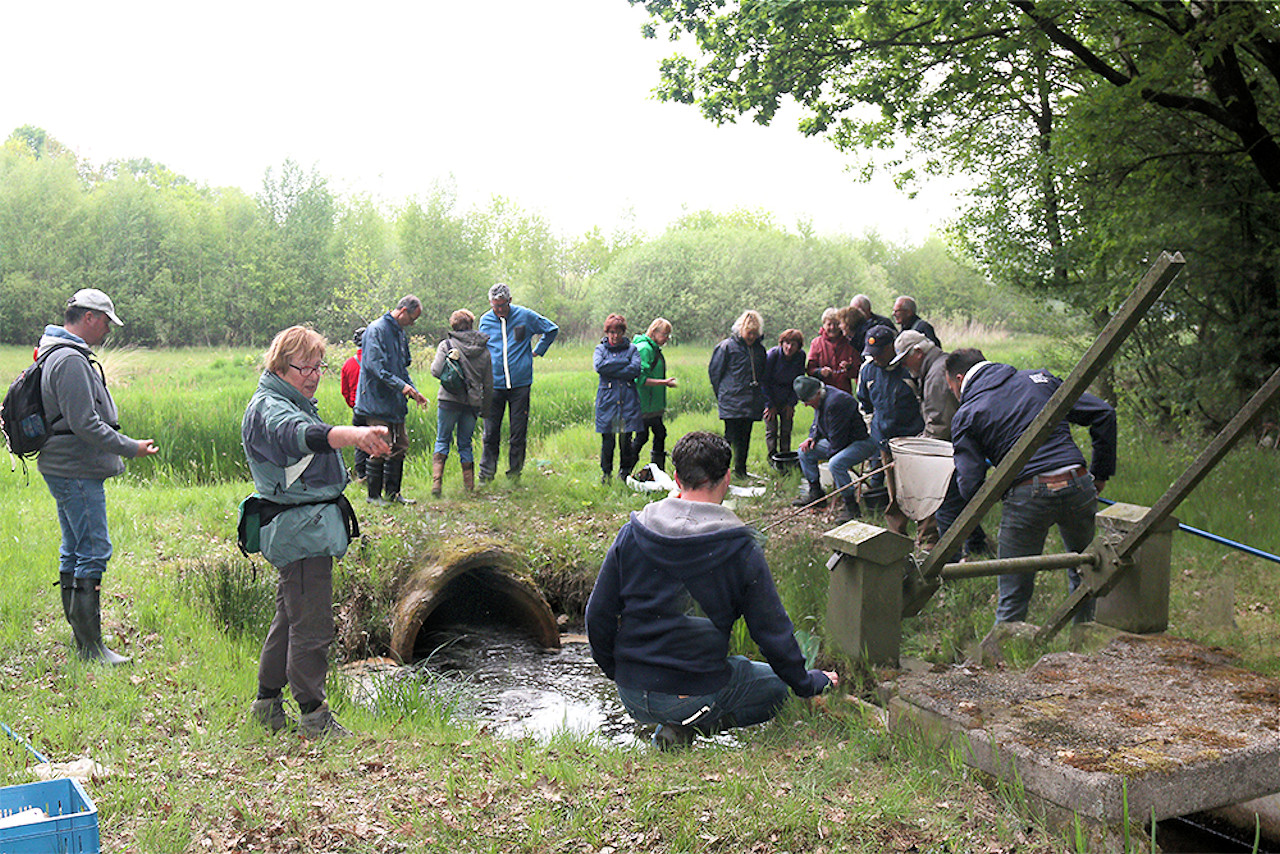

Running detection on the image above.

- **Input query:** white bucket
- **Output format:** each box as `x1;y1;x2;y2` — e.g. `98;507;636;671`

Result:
888;437;955;521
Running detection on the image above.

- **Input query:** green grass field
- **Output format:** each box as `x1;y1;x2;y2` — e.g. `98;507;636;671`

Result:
1;331;1277;852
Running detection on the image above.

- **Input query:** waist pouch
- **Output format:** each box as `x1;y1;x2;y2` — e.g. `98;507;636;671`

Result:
237;493;359;556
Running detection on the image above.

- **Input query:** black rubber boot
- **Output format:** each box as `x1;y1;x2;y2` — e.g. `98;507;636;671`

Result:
366;457;385;504
383;456;416;505
793;480;827;508
834;492;862;523
59;574;86;653
70;579;131;665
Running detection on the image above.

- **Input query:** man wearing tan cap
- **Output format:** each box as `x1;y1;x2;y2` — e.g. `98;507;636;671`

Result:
37;289;159;664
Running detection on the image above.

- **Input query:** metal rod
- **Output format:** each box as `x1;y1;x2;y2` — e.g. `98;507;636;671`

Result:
1098;497;1280;566
940;551;1096;580
1;720;48;765
1114;365;1280;562
756;462;893;532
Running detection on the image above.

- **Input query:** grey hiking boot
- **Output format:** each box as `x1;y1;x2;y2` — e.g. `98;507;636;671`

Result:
299;704;351;739
652;723;696;751
251;697;295;734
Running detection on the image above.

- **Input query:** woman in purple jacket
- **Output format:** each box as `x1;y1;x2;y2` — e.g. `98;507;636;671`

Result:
593;314;643;483
762;328;806;459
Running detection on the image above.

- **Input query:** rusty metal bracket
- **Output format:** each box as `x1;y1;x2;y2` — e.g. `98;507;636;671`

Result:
902;251;1186;618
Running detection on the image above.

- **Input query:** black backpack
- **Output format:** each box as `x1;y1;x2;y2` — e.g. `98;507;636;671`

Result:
2;343;77;460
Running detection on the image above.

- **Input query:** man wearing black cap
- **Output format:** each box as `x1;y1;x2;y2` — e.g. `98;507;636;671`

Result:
793;375;877;523
857;325;924;535
36;289;159;664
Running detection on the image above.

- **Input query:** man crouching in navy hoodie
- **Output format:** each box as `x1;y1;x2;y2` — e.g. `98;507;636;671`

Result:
586;430;837;750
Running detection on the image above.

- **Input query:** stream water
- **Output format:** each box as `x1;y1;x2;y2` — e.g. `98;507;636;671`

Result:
343;625;742;749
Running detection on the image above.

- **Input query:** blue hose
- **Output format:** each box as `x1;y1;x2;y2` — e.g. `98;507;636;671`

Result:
1;720;48;764
1098;497;1280;566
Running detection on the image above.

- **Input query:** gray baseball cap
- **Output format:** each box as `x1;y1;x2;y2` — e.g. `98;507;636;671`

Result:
69;288;124;326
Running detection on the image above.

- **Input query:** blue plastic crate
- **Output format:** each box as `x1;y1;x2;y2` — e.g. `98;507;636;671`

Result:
0;777;99;853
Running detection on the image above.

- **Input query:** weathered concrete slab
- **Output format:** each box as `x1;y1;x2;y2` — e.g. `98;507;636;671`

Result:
889;634;1280;823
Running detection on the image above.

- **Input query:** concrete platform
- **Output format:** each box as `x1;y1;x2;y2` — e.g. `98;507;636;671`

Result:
888;633;1280;825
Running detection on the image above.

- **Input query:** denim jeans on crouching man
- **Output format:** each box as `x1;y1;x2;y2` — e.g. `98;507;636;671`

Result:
995;472;1098;624
42;475;112;580
616;656;792;733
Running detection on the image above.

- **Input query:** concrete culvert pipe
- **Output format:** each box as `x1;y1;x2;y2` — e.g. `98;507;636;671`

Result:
389;545;561;664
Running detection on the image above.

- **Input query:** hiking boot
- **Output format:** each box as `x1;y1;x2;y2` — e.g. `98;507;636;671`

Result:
461;462;476;492
366;496;388;506
385;493;417;505
251;697;295;734
793;481;827;508
652;723;696;751
299;704;351;739
834;492;861;523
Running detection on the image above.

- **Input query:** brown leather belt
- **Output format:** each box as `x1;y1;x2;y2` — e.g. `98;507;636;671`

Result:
1015;465;1088;491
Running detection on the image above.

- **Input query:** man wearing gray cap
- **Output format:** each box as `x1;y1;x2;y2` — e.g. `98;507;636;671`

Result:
477;283;558;482
37;289;159;664
891;330;990;558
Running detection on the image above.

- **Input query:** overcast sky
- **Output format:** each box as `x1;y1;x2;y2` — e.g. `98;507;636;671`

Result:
2;0;962;242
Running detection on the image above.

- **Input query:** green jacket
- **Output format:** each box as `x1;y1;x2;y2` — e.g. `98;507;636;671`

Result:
241;371;351;567
632;334;667;415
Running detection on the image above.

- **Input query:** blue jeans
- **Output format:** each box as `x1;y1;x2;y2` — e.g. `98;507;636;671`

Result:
798;437;878;491
435;404;479;464
935;470;990;562
42;475;112;580
996;473;1098;623
616;656;792;732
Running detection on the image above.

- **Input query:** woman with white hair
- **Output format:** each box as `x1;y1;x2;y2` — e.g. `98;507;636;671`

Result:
707;310;767;479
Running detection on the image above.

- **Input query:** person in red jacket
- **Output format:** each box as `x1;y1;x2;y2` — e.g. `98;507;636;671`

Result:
339;327;368;480
805;308;856;394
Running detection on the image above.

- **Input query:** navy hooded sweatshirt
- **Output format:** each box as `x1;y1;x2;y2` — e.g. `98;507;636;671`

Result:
585;496;830;698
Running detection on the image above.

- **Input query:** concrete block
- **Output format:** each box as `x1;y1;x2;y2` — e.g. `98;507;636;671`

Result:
889;634;1280;824
1095;502;1176;633
824;523;913;667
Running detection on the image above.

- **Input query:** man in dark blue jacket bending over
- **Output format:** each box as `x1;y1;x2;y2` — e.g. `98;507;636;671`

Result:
586;431;837;749
944;348;1116;625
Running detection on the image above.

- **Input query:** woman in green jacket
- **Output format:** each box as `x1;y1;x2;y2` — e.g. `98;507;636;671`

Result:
242;326;391;738
628;318;678;472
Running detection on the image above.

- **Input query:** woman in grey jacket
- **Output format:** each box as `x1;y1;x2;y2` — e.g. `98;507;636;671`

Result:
242;326;390;738
707;310;767;479
430;309;493;496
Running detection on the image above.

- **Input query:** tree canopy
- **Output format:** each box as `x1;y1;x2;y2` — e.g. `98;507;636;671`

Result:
1;127;1022;352
630;0;1280;424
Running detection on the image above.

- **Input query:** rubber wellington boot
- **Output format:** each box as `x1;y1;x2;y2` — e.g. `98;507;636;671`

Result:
70;579;131;665
431;453;446;497
461;462;475;493
383;456;416;505
366;457;386;504
59;574;86;653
